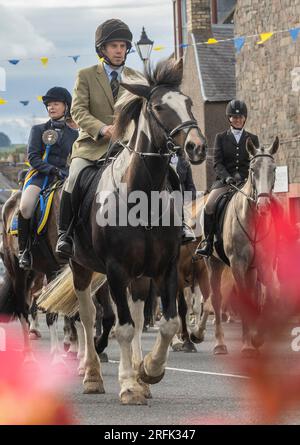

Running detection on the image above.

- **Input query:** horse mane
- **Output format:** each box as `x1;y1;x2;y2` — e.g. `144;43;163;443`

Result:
113;58;182;140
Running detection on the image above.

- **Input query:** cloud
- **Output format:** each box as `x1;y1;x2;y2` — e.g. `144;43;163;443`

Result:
0;5;55;58
0;0;165;8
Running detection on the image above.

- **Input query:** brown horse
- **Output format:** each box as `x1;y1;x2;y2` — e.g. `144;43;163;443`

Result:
38;58;207;405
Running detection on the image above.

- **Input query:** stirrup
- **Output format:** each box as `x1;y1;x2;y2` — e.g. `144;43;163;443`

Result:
55;234;74;259
195;239;213;257
19;250;32;270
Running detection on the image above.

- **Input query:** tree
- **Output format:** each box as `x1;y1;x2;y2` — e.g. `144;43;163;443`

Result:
0;132;11;147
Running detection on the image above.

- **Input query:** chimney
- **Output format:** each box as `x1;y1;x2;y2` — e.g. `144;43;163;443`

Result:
187;0;212;36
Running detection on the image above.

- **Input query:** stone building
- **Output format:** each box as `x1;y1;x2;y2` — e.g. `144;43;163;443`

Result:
173;0;300;222
235;0;300;223
172;0;237;191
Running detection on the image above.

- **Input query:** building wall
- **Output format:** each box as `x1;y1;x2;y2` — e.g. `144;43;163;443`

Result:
235;0;300;214
181;36;208;192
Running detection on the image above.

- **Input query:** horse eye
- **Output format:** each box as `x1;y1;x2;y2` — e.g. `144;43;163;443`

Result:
154;104;163;111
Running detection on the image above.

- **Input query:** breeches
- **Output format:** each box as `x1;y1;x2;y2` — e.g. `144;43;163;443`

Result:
64;157;94;193
19;185;41;219
205;185;229;215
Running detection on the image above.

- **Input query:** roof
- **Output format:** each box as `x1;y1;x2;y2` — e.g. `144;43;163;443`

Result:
193;24;236;102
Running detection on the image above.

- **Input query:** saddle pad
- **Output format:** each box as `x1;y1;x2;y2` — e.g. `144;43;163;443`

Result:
9;187;56;236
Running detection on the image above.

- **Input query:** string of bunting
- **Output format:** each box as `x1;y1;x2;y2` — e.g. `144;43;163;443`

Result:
0;25;298;67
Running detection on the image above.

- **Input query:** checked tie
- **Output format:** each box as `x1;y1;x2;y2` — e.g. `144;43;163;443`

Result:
110;70;119;102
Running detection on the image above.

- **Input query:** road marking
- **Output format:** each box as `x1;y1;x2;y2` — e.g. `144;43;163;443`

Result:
108;360;248;379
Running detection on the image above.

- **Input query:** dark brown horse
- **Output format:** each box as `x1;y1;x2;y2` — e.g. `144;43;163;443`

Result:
39;58;207;405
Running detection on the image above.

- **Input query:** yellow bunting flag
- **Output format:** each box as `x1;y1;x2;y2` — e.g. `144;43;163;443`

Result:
37;95;43;102
153;45;165;51
0;98;7;105
207;38;218;44
40;57;49;66
257;32;274;44
98;56;105;62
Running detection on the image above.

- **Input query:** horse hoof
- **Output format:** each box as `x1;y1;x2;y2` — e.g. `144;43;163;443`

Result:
120;389;147;405
182;341;197;353
171;342;183;352
241;348;259;359
190;332;205;344
99;352;108;363
139;362;165;385
137;379;152;399
213;345;228;355
83;380;105;394
29;329;41;340
66;351;78;360
64;342;70;352
251;334;265;349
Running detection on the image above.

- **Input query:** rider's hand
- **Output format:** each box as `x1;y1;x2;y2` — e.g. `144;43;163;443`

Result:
51;167;67;180
100;125;114;139
225;176;235;185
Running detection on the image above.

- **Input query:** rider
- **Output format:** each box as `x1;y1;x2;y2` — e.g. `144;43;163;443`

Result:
18;87;78;269
55;19;138;259
195;99;259;257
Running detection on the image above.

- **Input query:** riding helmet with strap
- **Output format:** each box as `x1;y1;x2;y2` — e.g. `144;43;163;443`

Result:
95;19;133;66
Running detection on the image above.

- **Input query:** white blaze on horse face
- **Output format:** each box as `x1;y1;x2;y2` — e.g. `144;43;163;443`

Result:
161;91;203;150
255;157;274;214
161;91;191;128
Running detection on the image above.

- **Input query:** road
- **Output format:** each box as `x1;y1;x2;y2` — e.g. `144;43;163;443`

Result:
23;315;300;426
2;315;300;425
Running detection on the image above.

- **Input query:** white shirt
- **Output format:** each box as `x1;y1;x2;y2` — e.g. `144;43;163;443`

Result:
103;63;123;82
231;127;244;143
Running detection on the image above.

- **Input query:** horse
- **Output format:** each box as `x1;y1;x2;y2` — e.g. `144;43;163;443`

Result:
38;58;207;405
204;137;280;356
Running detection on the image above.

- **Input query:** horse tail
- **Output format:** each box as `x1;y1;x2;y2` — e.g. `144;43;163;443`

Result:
37;265;105;317
0;270;17;318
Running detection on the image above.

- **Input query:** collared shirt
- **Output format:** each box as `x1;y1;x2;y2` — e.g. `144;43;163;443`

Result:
231;127;244;143
103;63;123;82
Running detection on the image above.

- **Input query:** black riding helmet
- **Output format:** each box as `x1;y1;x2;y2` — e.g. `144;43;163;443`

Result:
226;99;248;119
95;19;133;66
42;87;72;118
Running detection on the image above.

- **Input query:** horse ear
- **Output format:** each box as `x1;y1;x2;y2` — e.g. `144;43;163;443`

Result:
246;137;257;157
269;136;279;155
120;82;151;100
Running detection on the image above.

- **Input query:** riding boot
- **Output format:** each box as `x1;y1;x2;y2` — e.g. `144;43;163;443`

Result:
55;191;74;259
182;222;196;244
195;211;214;257
18;212;32;270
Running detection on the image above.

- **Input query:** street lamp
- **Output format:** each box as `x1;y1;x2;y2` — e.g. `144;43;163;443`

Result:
135;27;154;66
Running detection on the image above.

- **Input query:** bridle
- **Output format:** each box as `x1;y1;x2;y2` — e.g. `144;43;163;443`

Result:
231;153;275;204
122;85;201;158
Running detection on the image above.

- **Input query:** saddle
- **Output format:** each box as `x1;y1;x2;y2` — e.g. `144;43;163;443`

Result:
213;189;236;266
9;181;63;271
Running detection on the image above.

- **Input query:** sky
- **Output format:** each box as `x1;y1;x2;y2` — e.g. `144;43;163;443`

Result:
0;0;174;143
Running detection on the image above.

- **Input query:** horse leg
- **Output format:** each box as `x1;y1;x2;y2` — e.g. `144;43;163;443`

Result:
63;315;72;352
72;261;104;394
139;260;180;385
75;319;85;376
190;262;211;344
29;298;41;340
66;316;79;359
179;289;197;353
94;282;115;361
208;257;228;355
107;263;146;405
128;291;152;399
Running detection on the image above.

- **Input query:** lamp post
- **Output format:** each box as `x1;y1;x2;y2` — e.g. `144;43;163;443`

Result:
135;27;154;67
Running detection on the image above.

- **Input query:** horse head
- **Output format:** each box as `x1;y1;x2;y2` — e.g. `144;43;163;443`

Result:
116;58;207;164
246;136;279;216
